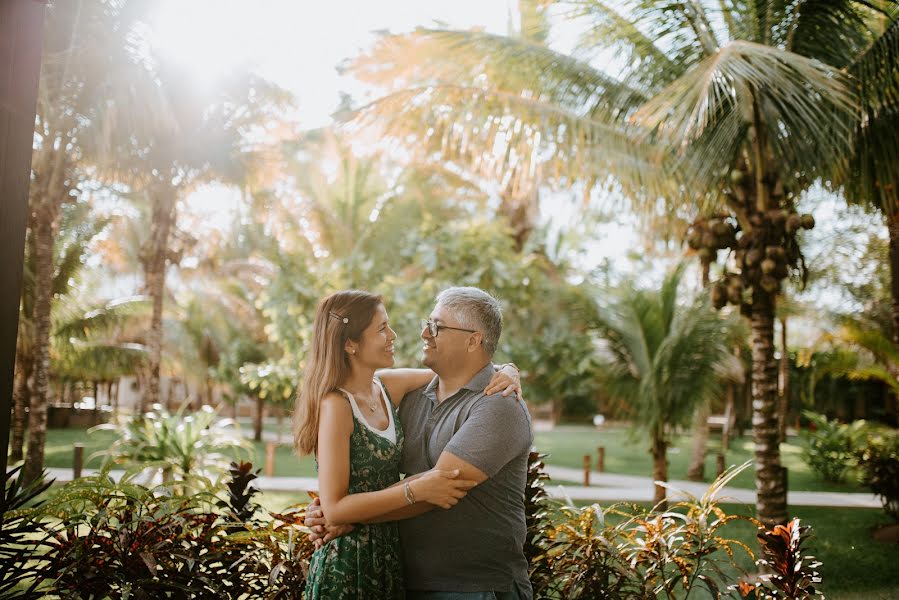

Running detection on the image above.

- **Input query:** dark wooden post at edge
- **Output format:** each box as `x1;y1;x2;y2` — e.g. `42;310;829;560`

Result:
1;0;47;507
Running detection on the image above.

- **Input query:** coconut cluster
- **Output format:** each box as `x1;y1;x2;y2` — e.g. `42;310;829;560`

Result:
687;203;815;312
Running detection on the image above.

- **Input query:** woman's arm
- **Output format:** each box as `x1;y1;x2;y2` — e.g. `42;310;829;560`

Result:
375;369;435;407
376;364;522;407
316;393;475;525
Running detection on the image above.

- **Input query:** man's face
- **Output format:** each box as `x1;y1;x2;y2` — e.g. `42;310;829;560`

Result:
421;303;475;372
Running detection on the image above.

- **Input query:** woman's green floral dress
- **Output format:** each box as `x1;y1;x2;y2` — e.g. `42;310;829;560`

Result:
305;387;405;599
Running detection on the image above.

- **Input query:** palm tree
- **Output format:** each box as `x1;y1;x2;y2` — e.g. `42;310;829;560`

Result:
593;265;740;507
11;200;113;463
840;18;899;344
350;0;896;526
20;0;162;484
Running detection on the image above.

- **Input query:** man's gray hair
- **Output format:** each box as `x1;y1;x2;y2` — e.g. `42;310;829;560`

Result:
436;287;503;357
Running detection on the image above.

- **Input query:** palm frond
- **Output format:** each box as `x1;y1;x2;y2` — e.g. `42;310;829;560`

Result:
633;40;858;188
353;28;649;125
354;83;668;199
841;16;899;214
551;1;684;89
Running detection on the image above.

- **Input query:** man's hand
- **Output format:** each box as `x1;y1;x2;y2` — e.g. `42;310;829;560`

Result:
305;497;354;548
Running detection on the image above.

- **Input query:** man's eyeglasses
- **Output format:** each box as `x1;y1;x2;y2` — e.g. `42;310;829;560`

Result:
421;319;477;338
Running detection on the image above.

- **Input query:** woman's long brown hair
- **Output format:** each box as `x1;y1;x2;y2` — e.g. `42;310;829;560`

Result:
293;290;382;456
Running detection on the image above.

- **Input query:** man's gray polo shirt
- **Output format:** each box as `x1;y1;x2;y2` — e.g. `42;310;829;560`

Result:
398;363;533;597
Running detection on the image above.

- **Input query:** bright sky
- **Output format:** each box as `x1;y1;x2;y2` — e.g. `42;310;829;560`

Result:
150;0;515;128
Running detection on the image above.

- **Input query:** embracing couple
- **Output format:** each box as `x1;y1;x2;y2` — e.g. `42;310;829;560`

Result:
293;287;534;599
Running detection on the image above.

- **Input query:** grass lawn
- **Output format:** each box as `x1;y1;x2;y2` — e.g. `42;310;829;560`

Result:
534;425;868;492
32;424;871;492
715;504;899;599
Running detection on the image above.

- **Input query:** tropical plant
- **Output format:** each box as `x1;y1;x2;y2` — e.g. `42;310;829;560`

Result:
0;466;53;600
592;264;742;505
855;430;899;521
529;463;757;599
91;404;252;491
350;0;898;527
737;518;824;600
11;464;314;598
800;411;869;483
839;17;899;344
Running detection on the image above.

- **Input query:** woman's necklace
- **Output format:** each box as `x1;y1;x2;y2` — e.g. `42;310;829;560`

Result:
347;385;380;413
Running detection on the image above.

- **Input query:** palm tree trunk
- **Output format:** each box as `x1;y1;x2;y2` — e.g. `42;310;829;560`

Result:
687;401;710;481
651;434;668;509
254;395;264;442
22;214;55;484
890;212;899;345
751;294;787;527
886;212;899;421
142;185;177;412
10;354;32;463
778;317;789;443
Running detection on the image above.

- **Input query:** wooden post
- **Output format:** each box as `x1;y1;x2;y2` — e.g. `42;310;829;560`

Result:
264;441;276;477
73;444;84;479
716;453;725;477
0;0;47;507
596;446;605;473
582;454;591;486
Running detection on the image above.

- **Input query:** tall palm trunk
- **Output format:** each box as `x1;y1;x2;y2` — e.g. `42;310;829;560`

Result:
778;317;790;442
10;354;32;462
688;258;714;480
687;402;710;481
751;294;787;527
886;212;899;421
651;434;668;509
254;395;265;442
141;184;177;412
890;212;899;345
22;214;56;484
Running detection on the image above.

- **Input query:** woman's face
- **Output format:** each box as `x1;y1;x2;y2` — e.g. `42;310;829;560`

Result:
353;303;397;369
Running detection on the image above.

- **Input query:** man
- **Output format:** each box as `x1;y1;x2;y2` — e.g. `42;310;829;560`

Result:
307;287;533;599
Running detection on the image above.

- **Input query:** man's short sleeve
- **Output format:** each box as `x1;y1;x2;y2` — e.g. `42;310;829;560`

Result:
443;396;532;478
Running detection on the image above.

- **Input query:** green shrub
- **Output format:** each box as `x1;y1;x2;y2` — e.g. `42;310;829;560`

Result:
800;411;868;483
7;462;312;599
528;462;760;598
855;430;899;521
90;404;252;492
1;466;54;600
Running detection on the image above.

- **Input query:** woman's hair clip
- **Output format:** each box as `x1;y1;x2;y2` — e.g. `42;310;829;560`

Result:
329;311;349;324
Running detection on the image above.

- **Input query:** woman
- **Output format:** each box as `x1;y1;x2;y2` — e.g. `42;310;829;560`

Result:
293;290;519;599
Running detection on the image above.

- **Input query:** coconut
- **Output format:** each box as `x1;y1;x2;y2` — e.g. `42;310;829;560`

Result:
698;247;715;261
775;263;789;279
727;286;742;304
745;249;763;267
761;258;777;274
801;214;816;229
712;220;731;237
760;275;779;294
786;213;801;233
687;232;702;249
765;246;785;260
767;209;788;225
730;169;745;185
701;232;716;248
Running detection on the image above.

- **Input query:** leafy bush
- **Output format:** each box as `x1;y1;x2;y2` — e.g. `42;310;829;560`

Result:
855;430;899;521
737;518;823;600
7;462;312;599
90;404;252;491
1;466;53;600
800;411;868;483
528;462;758;598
